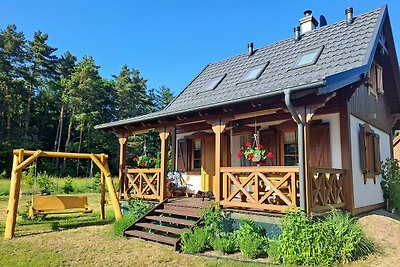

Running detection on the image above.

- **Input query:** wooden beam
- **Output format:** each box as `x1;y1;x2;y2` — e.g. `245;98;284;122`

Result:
118;136;128;199
100;154;106;220
212;120;226;202
4;150;23;239
159;128;170;202
12;150;109;159
89;154;122;220
232;108;281;120
14;150;42;173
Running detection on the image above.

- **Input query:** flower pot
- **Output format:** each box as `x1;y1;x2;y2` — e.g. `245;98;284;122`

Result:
252;154;261;162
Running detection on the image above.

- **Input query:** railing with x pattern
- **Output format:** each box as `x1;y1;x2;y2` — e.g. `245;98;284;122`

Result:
124;168;162;201
220;166;299;212
308;167;346;212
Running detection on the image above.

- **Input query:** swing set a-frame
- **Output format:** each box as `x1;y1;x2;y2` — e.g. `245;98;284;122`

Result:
4;149;122;240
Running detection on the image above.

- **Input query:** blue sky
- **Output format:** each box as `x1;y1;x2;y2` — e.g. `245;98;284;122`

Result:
1;1;399;94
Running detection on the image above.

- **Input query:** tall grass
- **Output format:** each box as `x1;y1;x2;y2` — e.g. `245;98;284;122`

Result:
0;179;10;196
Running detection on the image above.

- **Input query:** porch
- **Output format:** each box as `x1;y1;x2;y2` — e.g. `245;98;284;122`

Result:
121;165;345;214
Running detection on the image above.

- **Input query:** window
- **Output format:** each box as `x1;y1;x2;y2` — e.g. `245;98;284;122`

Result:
239;63;268;83
291;46;324;69
368;62;384;97
192;140;202;170
359;123;381;184
283;131;298;166
201;74;226;92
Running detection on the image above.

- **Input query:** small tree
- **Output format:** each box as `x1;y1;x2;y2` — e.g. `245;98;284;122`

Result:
381;158;400;212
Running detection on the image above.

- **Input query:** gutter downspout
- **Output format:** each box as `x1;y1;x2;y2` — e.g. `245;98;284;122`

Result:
284;90;306;211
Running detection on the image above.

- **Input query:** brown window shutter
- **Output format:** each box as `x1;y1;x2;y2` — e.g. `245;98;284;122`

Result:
260;129;277;165
177;139;191;172
373;133;381;174
359;124;368;174
309;123;331;167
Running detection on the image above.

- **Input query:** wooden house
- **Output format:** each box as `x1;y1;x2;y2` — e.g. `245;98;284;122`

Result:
96;6;400;215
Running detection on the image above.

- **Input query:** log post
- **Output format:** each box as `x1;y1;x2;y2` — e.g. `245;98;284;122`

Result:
117;135;128;199
100;153;106;220
159;128;170;202
4;149;24;239
211;120;226;202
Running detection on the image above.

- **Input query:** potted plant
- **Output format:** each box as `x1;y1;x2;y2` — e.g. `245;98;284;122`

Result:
132;154;156;168
237;141;273;162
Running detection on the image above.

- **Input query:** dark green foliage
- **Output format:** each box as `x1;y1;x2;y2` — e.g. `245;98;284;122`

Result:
212;232;238;254
200;202;233;234
87;173;101;193
112;198;151;237
234;219;268;259
381;158;400;210
35;172;55;192
275;210;373;266
180;227;213;254
62;176;74;194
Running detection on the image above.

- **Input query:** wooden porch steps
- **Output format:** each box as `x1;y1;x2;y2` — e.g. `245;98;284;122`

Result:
123;200;202;250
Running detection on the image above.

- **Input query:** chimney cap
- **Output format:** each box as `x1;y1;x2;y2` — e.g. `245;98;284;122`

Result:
304;10;313;16
345;7;353;14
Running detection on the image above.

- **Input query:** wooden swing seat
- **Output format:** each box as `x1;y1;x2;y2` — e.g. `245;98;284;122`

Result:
28;195;93;217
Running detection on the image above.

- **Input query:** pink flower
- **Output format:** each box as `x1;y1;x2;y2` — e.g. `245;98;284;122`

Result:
240;146;244;151
246;141;252;147
237;152;243;158
247;153;254;159
132;157;137;161
257;144;263;149
267;152;273;158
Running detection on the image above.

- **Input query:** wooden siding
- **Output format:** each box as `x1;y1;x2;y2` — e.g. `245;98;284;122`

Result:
393;135;400;161
348;84;392;133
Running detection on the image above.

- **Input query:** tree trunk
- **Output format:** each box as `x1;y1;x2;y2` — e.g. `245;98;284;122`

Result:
76;127;83;177
54;104;64;169
63;108;75;171
26;82;34;133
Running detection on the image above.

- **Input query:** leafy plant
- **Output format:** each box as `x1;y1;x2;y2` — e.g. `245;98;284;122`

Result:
36;171;55;192
235;219;268;259
112;213;137;237
87;173;101;193
132;154;156;168
276;210;373;266
180;227;213;254
0;170;8;179
62;176;74;194
212;232;238;254
381;158;400;211
237;141;273;162
200;202;233;234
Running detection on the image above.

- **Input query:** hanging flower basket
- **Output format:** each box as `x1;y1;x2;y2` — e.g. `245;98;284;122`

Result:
132;154;156;168
237;141;273;162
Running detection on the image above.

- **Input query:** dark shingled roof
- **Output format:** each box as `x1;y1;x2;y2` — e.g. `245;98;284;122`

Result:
95;6;386;130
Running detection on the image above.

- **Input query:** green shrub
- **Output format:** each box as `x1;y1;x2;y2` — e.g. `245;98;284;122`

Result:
200;202;233;234
235;219;268;259
277;210;373;266
267;239;281;262
0;170;8;179
181;227;213;254
112;198;151;237
212;232;238;254
381;158;400;210
87;173;101;193
62;176;74;194
22;165;36;190
36;171;55;192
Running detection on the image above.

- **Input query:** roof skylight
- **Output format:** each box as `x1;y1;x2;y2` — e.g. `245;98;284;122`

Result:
202;74;226;91
291;46;324;69
239;63;268;83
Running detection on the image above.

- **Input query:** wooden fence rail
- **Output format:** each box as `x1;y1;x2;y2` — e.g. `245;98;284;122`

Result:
219;166;299;212
308;167;346;212
124;168;162;201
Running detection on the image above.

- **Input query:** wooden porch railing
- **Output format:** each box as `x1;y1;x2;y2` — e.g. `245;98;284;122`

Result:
308;167;346;212
220;166;299;212
124;168;162;201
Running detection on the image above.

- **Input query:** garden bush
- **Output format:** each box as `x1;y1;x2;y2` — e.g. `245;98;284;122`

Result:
200;202;233;234
235;219;268;259
275;209;373;266
381;158;400;211
181;227;213;254
212;232;238;254
62;176;74;194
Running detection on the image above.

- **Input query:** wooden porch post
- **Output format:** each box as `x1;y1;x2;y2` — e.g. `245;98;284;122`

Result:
117;134;128;199
159;128;170;202
212;120;226;202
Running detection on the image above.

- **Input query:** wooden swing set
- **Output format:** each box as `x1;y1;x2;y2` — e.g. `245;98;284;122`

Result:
4;149;122;240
